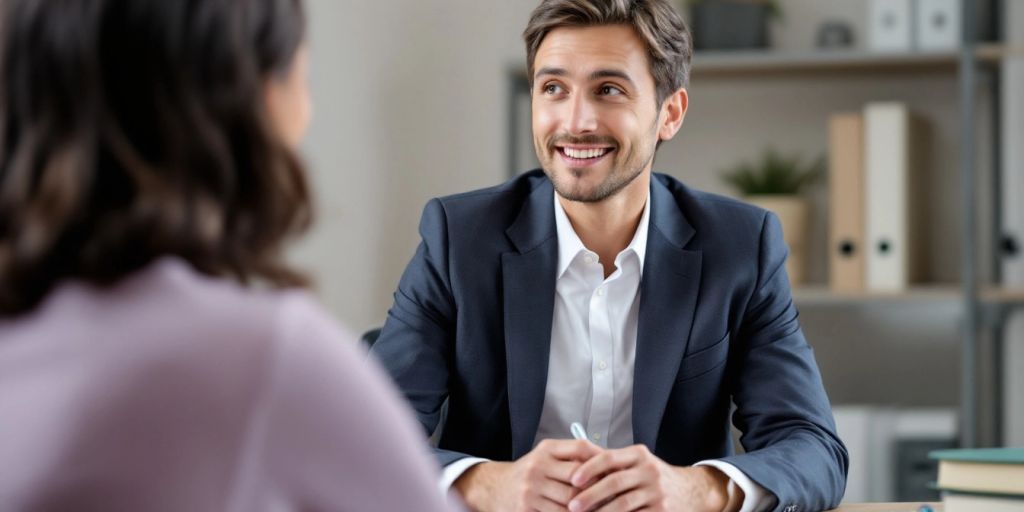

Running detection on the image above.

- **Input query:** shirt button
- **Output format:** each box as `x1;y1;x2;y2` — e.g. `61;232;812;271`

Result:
591;433;601;441
586;255;597;264
598;360;607;370
596;287;605;296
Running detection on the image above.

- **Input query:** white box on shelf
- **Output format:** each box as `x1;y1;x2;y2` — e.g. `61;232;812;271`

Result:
915;0;961;51
833;406;894;502
869;0;914;52
833;406;957;502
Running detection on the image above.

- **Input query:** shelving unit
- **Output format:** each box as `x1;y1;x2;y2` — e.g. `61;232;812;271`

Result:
504;1;1021;450
699;31;1020;447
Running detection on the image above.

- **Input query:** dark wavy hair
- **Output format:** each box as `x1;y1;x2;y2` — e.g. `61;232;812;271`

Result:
0;0;311;315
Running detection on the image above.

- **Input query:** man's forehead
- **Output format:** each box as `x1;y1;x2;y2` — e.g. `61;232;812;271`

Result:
534;24;649;74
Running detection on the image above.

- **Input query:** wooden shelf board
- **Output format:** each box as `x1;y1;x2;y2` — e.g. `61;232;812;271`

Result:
979;287;1024;305
976;43;1024;62
692;45;1010;76
792;285;960;305
792;285;1024;306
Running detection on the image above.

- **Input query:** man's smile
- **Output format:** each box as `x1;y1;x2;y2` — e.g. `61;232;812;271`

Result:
556;144;615;167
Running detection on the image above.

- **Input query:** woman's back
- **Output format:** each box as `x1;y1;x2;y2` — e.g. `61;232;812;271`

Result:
0;258;451;511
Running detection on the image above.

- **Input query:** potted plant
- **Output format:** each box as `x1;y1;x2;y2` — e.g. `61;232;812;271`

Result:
721;148;823;286
685;0;781;50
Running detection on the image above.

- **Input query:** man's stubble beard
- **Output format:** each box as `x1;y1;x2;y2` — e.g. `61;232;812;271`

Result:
536;122;660;204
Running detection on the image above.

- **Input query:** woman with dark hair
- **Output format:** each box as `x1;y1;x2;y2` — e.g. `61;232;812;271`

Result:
0;1;452;510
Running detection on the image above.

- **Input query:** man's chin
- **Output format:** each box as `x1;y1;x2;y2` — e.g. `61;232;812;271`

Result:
553;181;609;203
545;173;593;200
542;165;618;202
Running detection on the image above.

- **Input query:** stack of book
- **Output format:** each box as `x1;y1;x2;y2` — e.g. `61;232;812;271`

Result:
930;447;1024;511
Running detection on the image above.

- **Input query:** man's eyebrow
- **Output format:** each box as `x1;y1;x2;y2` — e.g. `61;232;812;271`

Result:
589;69;635;87
534;67;567;80
533;67;636;87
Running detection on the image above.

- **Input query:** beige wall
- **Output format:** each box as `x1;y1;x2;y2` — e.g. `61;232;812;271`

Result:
292;0;536;331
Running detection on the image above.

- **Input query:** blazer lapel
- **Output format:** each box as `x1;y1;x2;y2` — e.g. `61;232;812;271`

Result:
502;179;558;458
633;176;702;449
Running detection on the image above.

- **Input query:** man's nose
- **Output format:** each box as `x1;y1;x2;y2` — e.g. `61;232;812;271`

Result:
563;94;598;134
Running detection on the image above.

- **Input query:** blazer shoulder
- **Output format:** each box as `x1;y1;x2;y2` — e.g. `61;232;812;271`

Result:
430;170;548;228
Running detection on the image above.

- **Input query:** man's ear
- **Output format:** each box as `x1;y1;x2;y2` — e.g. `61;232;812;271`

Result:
658;88;688;142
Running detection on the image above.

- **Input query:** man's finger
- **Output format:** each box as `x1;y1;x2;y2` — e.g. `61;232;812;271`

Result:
570;446;640;487
535;477;579;506
584;486;655;512
543;459;583;484
532;495;571;512
568;467;646;512
542;438;604;462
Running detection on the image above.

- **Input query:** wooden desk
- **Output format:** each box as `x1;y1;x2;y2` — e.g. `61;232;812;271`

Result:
831;503;941;512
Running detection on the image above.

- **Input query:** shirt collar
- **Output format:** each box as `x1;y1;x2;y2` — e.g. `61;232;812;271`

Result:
553;189;650;280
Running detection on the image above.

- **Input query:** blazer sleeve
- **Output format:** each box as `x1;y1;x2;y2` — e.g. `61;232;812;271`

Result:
718;211;849;512
370;199;474;468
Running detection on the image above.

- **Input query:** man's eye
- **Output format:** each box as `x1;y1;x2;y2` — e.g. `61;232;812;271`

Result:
543;83;563;94
600;85;623;96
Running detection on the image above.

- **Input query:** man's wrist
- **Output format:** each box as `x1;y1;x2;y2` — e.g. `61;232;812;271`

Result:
690;465;741;512
453;461;505;510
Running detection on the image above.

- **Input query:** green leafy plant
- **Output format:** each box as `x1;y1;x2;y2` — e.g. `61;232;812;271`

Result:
720;148;824;196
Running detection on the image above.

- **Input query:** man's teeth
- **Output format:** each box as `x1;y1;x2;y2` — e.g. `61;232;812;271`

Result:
563;147;609;159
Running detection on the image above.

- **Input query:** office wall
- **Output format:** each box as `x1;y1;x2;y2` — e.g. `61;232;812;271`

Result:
292;1;536;330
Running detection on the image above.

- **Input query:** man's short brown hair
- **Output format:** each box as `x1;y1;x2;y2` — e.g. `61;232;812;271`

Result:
523;0;693;105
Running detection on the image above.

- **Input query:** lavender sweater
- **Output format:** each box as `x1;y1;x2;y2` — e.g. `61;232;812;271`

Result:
0;258;452;512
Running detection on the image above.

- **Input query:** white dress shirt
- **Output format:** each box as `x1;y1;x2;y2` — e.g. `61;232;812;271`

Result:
441;191;773;512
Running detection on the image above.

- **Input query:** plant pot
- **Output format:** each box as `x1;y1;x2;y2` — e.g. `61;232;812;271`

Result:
690;1;770;50
744;195;809;286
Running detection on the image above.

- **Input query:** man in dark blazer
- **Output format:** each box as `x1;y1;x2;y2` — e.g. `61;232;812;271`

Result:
372;1;848;511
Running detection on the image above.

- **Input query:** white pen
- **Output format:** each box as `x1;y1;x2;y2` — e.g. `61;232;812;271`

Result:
570;422;588;441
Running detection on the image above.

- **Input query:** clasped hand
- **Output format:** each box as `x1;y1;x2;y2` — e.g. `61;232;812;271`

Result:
457;439;735;512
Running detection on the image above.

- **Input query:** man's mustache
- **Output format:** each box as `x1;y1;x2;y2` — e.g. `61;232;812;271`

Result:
547;134;617;149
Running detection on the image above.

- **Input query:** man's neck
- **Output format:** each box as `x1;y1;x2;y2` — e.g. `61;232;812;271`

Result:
558;172;650;277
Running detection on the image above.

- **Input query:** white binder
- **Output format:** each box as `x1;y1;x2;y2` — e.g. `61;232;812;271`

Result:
864;102;925;291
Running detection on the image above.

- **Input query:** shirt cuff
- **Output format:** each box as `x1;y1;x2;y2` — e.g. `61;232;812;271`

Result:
694;460;777;512
439;457;490;494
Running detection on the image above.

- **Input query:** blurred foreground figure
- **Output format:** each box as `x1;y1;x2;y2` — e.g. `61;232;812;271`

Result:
0;1;452;510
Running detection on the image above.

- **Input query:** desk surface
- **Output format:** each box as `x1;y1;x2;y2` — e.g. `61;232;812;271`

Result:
832;504;940;512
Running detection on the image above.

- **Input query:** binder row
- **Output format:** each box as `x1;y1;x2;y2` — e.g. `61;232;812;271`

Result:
828;103;928;292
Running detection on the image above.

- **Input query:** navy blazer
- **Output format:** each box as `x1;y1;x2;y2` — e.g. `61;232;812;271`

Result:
372;171;848;512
